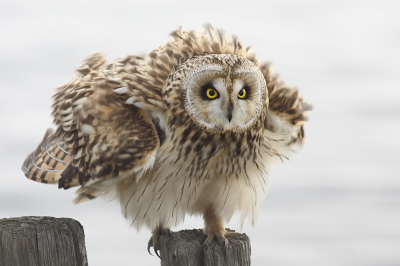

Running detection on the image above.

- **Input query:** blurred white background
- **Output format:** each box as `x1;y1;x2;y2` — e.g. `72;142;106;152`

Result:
1;1;399;265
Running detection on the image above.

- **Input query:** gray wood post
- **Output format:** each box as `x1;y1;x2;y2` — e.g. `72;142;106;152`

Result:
0;216;88;266
159;229;251;266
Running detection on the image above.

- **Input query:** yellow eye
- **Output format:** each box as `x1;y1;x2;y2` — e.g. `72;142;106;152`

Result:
206;88;218;99
238;88;247;99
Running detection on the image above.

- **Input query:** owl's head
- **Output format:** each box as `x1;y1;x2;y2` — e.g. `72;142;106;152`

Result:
164;54;268;134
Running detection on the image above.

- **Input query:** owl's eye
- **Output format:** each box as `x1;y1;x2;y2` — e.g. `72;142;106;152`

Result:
238;88;247;99
205;88;219;99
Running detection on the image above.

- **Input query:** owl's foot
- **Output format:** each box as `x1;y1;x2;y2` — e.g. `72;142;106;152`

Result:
147;227;171;259
203;229;244;248
203;206;245;250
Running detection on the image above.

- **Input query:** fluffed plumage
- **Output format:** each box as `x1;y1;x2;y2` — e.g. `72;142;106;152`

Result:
22;24;312;254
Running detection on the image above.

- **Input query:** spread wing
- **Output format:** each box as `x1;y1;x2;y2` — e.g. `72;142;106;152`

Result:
22;53;160;203
259;62;312;146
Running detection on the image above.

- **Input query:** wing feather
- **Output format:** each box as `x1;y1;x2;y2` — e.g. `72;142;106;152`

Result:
259;62;312;145
22;53;160;204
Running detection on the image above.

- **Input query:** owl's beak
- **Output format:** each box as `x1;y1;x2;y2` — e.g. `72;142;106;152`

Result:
227;101;233;122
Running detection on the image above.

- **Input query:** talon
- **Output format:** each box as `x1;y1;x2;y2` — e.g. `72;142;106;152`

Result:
147;227;170;259
154;247;161;259
147;237;154;256
223;239;228;252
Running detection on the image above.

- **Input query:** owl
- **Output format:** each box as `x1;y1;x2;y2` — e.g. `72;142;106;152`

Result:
22;24;312;256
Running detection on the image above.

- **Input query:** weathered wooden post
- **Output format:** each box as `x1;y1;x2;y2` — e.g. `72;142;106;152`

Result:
0;216;88;266
159;229;251;266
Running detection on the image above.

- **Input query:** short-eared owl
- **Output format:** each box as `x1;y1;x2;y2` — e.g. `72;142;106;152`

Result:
22;24;312;255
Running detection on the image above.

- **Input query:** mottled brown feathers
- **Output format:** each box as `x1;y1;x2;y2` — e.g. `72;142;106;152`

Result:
22;24;311;211
22;129;73;184
258;61;312;144
23;52;160;201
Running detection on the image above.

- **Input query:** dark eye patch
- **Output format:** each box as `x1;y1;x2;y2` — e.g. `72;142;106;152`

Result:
239;84;251;99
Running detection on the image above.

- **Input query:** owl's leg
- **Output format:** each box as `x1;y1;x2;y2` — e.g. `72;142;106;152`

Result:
147;226;171;259
203;205;242;246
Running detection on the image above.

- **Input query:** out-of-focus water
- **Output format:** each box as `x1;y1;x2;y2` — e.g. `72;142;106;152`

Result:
1;1;399;265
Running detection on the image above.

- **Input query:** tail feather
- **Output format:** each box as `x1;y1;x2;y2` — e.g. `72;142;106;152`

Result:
22;129;73;184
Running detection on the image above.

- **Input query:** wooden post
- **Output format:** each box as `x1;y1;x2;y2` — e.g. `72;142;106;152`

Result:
0;216;88;266
159;229;251;266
